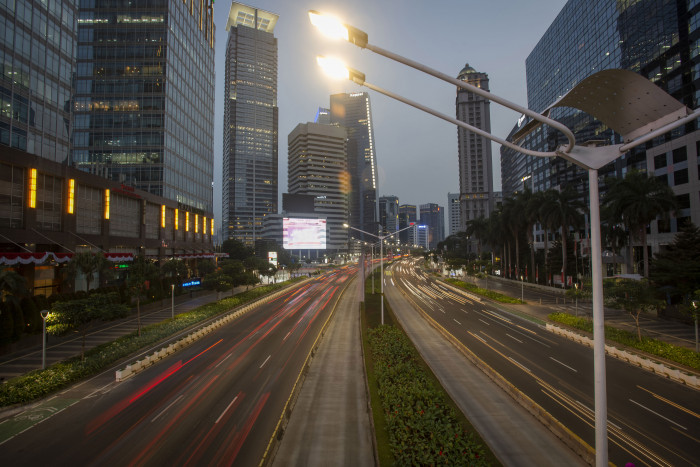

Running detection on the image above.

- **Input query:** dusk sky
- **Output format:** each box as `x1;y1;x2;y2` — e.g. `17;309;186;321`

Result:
210;0;567;226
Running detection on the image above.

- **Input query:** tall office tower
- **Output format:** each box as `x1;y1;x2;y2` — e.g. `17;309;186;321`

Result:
378;195;399;235
288;122;348;250
416;225;430;250
223;2;279;246
448;193;461;236
74;0;215;214
501;0;700;262
456;64;494;231
315;107;331;124
330;92;379;240
419;203;445;250
398;204;417;244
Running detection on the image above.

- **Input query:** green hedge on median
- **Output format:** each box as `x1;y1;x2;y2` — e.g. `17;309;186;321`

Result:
0;280;303;407
446;278;523;304
368;325;488;465
549;312;700;371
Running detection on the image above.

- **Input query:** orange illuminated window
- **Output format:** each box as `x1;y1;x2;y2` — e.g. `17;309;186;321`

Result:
185;211;190;232
195;214;199;233
29;169;37;208
161;205;166;228
175;208;179;230
104;189;110;219
210;218;214;236
67;179;75;214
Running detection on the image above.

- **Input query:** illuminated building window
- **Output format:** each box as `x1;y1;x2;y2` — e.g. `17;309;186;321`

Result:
195;214;199;233
161;204;166;228
203;216;207;234
104;189;110;219
29;169;37;208
175;208;179;230
67;179;75;214
186;211;190;232
211;218;214;236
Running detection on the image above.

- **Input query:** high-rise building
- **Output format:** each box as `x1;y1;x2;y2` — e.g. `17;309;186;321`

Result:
416;225;430;250
501;0;700;264
223;2;279;246
456;64;494;231
398;204;417;245
0;0;216;296
330;92;379;239
419;203;445;250
288;122;348;250
447;192;461;236
73;0;215;215
379;195;399;235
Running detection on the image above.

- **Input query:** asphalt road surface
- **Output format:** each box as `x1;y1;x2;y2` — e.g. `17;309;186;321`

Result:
388;258;699;467
0;267;356;466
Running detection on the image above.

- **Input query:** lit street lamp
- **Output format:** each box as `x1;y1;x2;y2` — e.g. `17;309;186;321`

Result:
312;11;700;465
344;222;415;325
40;309;49;370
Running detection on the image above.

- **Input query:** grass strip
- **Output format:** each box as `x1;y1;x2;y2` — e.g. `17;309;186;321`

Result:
549;312;700;371
0;279;303;407
445;278;523;304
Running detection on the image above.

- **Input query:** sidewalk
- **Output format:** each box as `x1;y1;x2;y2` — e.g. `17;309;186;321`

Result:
0;287;249;382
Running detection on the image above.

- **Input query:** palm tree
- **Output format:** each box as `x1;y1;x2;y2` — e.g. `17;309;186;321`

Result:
542;187;585;287
465;215;489;258
603;169;677;277
538;189;560;284
0;269;28;311
502;193;528;279
487;210;505;275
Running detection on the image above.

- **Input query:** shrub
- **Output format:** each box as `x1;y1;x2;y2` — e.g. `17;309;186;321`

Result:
368;325;488;465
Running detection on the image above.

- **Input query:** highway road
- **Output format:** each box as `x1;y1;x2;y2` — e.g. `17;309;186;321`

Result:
0;267;356;466
388;258;699;466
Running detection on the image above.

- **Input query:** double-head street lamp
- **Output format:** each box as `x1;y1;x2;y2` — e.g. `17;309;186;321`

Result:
344;222;415;325
313;10;700;465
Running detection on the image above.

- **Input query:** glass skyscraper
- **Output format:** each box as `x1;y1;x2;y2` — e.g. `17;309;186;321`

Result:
1;0;76;161
330;92;379;239
73;0;215;214
222;2;278;247
501;0;700;261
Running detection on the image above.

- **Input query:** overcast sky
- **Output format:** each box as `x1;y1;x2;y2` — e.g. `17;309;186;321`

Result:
210;0;566;225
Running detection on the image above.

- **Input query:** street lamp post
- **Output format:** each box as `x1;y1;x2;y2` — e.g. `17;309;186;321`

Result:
312;12;700;465
40;310;49;370
344;222;415;325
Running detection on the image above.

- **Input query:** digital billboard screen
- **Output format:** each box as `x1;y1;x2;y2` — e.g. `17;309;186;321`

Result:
283;217;327;249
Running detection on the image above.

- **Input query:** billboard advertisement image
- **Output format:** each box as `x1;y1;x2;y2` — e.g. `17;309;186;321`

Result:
283;217;327;249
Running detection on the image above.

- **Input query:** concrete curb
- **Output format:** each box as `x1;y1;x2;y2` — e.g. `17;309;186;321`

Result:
547;324;699;389
115;282;309;382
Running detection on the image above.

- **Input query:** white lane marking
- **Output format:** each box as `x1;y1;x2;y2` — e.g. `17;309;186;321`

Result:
508;357;531;373
506;334;523;344
152;395;184;422
215;395;239;424
471;333;487;344
283;331;292;341
478;319;490;326
259;355;271;369
453;318;462;325
390;278;395;286
549;357;577;372
629;399;686;430
215;353;233;368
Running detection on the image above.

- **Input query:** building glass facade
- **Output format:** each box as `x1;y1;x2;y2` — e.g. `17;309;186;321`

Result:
398;203;417;245
378;195;399;235
1;0;76;162
72;0;215;215
501;0;700;261
419;203;445;250
222;2;278;247
330;92;379;239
